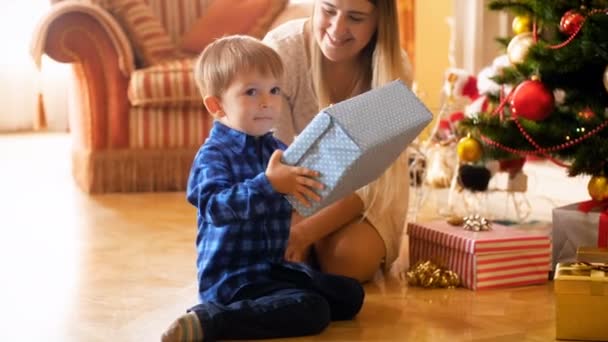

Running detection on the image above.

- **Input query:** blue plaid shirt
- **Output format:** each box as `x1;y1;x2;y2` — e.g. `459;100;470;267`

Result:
187;121;296;304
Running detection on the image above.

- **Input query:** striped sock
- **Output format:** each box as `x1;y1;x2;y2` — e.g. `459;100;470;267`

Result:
161;311;204;342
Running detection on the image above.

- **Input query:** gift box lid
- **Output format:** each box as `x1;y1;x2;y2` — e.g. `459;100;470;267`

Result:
407;220;550;255
554;262;608;295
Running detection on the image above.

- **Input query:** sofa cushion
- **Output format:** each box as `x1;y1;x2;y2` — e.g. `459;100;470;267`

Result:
128;57;203;107
109;0;179;66
128;106;212;148
179;0;288;54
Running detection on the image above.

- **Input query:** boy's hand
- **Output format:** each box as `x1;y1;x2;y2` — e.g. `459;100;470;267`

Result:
266;150;324;207
284;227;311;263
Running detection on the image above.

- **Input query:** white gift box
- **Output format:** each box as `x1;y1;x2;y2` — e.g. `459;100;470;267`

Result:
552;202;608;270
282;80;433;216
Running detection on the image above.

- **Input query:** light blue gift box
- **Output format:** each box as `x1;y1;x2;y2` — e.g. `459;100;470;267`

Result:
281;80;433;217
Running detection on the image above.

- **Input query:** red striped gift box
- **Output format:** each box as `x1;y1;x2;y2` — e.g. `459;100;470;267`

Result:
408;220;551;290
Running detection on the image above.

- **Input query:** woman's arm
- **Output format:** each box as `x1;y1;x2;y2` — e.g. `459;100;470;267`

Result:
287;193;364;258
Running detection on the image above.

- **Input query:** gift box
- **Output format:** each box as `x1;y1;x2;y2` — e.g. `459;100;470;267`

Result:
554;262;608;341
577;246;608;264
282;80;432;216
408;220;551;290
552;202;608;270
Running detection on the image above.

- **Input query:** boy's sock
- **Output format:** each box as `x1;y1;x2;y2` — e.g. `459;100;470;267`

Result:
161;311;204;342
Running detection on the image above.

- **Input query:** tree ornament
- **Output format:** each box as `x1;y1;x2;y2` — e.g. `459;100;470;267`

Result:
553;88;566;105
603;65;608;93
512;15;532;35
510;79;554;121
560;10;585;36
457;135;483;162
578;107;595;121
507;32;535;64
458;164;491;191
588;175;608;201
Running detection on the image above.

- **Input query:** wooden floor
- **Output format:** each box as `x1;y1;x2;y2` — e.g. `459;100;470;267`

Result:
0;133;578;341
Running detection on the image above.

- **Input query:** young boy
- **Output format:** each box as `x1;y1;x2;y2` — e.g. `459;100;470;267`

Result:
161;35;365;342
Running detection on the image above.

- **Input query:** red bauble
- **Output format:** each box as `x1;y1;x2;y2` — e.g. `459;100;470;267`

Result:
510;80;554;121
560;10;584;35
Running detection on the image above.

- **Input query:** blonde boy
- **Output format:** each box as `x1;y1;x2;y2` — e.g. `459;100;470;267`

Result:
161;36;364;342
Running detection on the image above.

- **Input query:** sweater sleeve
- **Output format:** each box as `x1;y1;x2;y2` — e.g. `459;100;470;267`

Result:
263;21;306;145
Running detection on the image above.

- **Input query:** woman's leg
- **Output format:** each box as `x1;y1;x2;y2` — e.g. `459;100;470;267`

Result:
314;217;385;282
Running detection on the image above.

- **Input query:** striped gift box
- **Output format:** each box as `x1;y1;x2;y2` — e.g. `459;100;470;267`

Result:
408;220;551;290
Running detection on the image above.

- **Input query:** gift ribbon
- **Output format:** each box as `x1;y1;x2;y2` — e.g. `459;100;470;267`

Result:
577;200;608;248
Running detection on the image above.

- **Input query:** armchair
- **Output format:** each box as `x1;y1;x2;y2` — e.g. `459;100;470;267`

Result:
31;0;312;193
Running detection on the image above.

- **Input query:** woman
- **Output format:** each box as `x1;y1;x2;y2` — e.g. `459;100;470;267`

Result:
264;0;414;282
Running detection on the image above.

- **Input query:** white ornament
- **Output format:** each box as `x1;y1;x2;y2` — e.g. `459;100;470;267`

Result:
553;88;566;105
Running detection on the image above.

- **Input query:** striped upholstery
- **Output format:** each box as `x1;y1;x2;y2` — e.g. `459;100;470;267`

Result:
109;0;179;65
128;57;202;106
129;106;213;148
145;0;214;42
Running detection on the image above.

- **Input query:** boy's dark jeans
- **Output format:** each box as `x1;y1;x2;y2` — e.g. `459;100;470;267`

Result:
188;263;365;341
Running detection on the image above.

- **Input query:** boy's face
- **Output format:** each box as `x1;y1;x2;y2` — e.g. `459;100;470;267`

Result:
212;70;282;137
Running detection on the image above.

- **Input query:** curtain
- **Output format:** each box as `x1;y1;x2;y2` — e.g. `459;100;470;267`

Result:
0;2;69;133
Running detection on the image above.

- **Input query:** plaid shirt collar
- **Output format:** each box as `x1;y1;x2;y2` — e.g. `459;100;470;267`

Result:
210;121;274;154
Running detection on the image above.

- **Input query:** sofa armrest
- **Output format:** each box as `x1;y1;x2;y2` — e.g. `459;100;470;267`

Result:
30;1;134;149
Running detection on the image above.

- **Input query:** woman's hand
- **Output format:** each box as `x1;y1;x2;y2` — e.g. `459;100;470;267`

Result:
266;150;324;207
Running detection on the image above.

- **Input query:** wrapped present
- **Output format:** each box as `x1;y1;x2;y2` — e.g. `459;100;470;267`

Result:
577;246;608;264
552;201;608;270
408;220;551;290
282;80;432;217
554;262;608;341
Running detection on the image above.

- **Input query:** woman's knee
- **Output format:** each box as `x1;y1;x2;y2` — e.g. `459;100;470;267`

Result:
314;221;385;282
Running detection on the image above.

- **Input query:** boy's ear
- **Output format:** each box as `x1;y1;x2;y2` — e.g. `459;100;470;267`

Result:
203;95;224;117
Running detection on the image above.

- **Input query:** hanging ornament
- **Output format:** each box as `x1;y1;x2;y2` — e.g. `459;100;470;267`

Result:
507;32;535;64
457;135;483;162
560;10;585;36
588;175;608;201
578;107;595;121
512;15;532;35
553;88;566;105
458;164;491;191
603;65;608;93
510;79;554;121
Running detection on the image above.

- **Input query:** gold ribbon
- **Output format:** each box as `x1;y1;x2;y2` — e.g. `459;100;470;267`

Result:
406;260;460;289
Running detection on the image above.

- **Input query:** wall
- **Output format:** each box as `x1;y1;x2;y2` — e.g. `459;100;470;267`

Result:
413;0;453;133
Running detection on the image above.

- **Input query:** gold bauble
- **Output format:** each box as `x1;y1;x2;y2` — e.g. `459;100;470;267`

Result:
507;32;535;65
457;136;483;162
603;65;608;93
587;175;608;201
512;15;531;35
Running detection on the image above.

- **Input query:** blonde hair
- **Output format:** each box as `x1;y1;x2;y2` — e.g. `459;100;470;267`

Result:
194;35;284;98
310;0;414;216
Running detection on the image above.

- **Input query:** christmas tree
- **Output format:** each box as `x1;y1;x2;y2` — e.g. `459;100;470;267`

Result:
457;0;608;200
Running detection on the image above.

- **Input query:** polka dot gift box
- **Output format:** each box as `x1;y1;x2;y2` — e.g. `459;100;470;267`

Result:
282;80;432;217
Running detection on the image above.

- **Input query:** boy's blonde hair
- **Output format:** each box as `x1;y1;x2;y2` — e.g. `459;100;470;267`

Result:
194;35;284;98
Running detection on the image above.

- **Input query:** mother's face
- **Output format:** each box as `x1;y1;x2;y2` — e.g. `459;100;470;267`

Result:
312;0;378;63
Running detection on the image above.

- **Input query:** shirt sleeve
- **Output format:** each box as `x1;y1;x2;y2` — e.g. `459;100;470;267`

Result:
186;147;280;226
